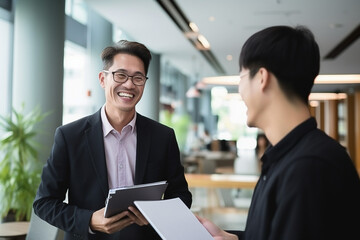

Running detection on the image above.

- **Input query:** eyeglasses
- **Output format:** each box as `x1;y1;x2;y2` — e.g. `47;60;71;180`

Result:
239;72;249;80
103;70;148;86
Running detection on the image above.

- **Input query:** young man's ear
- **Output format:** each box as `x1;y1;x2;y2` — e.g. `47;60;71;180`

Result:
258;67;270;91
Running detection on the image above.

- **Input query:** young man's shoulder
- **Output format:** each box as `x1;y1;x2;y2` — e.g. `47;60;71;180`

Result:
301;128;348;157
290;128;357;179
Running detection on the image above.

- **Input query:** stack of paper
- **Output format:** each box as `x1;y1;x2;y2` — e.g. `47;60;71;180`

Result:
135;197;213;240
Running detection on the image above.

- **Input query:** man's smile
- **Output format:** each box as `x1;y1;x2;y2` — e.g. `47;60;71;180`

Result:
117;92;134;98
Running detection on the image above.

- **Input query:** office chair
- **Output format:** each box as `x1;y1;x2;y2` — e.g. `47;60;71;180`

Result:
26;209;64;240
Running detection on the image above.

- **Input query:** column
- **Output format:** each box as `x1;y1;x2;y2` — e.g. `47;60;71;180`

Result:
354;91;360;175
137;53;160;121
315;101;325;131
324;100;338;140
345;94;355;161
201;90;216;135
12;0;65;162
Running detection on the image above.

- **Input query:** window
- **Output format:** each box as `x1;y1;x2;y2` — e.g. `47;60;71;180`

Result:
211;86;258;150
65;0;87;25
63;40;89;124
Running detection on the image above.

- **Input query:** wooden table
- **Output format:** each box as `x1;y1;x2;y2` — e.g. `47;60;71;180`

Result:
185;173;259;208
185;173;259;189
0;221;29;240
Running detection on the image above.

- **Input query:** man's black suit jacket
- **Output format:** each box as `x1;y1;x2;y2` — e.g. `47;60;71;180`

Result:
33;109;192;240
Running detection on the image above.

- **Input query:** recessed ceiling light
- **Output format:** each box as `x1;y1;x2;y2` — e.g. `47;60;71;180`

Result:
202;76;239;85
201;74;360;86
226;55;233;61
309;93;347;100
189;22;199;32
197;34;211;49
209;16;215;22
309;101;319;107
315;74;360;84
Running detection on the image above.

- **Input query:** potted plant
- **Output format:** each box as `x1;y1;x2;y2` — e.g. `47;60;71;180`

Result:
0;105;47;222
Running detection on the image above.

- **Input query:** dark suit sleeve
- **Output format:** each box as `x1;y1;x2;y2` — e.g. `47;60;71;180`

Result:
162;129;192;208
33;127;94;237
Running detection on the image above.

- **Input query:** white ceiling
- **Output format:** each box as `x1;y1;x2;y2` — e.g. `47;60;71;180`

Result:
85;0;360;92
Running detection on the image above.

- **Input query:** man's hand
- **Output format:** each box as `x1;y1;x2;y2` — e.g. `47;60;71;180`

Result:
196;215;238;240
90;207;135;234
90;206;150;234
128;206;149;226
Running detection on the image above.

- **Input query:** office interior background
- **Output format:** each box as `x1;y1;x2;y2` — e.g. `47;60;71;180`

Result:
0;0;360;233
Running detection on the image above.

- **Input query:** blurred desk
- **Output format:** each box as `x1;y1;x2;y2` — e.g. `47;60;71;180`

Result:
0;221;29;240
185;173;258;189
184;151;237;173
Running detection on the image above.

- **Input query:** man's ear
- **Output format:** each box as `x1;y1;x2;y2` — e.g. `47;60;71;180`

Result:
258;67;270;91
99;72;106;89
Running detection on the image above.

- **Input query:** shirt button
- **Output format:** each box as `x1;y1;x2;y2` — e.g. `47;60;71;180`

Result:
263;175;267;181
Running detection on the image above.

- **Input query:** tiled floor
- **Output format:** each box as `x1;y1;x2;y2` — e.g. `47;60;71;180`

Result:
189;150;260;231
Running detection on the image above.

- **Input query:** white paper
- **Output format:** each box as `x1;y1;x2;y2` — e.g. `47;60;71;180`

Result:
134;198;214;240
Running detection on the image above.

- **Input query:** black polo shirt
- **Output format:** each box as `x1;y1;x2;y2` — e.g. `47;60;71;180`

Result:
232;117;360;240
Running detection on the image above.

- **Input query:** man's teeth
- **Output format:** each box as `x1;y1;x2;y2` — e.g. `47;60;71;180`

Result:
118;92;134;98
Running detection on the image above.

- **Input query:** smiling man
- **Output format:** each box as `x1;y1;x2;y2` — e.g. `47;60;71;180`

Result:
33;40;192;240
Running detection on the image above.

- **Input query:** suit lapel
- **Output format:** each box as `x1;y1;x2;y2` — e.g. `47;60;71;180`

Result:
85;110;109;197
134;114;151;184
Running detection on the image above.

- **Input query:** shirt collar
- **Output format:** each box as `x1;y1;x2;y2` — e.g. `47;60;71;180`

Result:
261;117;317;173
100;105;137;137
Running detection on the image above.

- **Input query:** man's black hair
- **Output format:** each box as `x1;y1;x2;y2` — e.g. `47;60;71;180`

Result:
239;25;320;104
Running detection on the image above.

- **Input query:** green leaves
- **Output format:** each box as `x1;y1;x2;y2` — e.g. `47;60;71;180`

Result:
0;105;47;221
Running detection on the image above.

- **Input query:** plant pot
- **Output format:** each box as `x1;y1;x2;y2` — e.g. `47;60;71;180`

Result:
1;209;16;223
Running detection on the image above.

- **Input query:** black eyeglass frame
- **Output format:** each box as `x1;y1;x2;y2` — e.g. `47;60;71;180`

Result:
103;70;148;86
